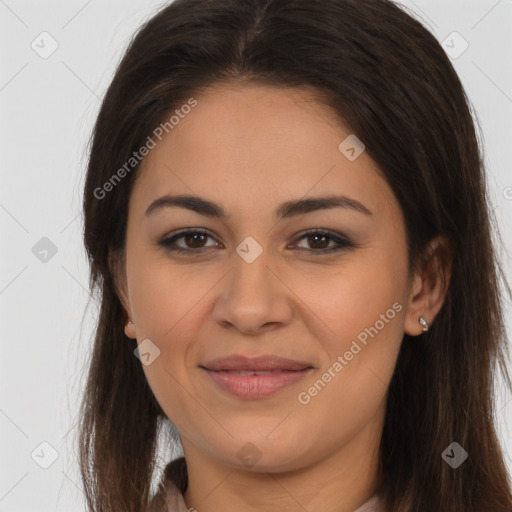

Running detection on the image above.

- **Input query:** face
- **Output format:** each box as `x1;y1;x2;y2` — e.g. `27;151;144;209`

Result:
118;83;422;473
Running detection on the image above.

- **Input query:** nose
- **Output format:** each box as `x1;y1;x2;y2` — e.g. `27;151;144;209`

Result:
212;249;294;336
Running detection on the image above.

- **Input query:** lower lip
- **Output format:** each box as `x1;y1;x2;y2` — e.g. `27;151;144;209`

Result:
202;368;312;399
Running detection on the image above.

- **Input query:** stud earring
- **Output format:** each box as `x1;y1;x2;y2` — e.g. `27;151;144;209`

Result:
127;321;134;326
419;316;429;332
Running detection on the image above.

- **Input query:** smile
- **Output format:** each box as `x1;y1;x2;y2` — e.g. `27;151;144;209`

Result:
201;367;314;399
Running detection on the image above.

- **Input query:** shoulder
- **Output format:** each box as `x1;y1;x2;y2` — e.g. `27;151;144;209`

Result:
354;494;383;512
150;458;189;512
150;477;190;512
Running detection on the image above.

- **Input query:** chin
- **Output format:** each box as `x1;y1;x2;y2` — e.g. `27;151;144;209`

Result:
208;431;311;473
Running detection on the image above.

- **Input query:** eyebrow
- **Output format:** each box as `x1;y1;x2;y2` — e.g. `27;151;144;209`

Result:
144;194;373;220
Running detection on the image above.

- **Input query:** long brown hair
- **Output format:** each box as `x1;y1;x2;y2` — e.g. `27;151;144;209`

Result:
79;0;512;510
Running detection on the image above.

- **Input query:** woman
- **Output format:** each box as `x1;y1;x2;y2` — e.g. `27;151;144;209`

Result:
79;0;512;511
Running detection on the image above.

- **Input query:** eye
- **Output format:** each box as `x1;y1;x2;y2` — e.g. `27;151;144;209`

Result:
158;229;218;253
158;228;355;255
291;229;355;253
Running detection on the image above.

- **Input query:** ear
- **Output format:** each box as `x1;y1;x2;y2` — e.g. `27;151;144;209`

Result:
404;235;453;336
108;249;137;339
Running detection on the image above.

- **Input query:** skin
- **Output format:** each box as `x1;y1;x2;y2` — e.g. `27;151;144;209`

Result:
115;83;451;512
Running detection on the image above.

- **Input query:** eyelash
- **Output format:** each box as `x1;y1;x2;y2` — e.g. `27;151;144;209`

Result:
158;228;355;255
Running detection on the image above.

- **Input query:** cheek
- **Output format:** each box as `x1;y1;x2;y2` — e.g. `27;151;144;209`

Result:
126;253;212;412
291;249;407;413
128;250;199;339
294;286;404;446
292;252;406;352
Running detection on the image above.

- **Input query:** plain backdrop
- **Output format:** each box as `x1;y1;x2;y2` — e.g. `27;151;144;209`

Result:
1;0;511;510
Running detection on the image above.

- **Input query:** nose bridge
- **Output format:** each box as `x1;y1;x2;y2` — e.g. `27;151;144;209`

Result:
213;236;292;332
229;236;275;301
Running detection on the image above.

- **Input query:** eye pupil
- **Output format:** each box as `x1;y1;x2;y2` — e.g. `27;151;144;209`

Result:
308;234;329;249
186;233;207;248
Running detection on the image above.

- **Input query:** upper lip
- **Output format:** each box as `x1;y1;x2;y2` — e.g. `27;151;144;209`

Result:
201;354;313;371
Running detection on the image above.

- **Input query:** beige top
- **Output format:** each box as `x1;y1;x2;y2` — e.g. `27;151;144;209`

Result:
152;472;382;512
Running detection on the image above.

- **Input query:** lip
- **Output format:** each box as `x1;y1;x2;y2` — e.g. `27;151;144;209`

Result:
201;354;313;372
200;354;314;399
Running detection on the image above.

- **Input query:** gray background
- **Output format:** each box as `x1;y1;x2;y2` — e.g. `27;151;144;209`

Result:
1;0;511;510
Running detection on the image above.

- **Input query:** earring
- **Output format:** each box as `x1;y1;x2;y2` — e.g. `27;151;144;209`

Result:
419;316;429;332
127;321;134;326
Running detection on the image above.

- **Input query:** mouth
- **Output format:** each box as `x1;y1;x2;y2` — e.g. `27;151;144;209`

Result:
200;354;314;399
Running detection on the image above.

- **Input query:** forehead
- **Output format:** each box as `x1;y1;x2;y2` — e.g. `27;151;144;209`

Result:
130;83;396;222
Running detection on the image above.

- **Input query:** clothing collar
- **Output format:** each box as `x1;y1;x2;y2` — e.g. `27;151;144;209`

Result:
154;472;382;512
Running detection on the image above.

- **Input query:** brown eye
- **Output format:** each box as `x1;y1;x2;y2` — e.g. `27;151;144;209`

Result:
293;229;355;253
159;229;219;253
159;228;355;255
